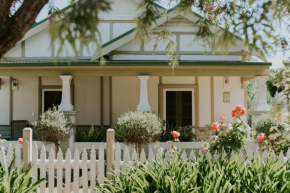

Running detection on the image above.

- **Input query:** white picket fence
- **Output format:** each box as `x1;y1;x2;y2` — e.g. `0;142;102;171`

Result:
1;128;290;193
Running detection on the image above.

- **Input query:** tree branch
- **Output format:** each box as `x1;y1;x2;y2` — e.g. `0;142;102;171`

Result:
0;0;48;58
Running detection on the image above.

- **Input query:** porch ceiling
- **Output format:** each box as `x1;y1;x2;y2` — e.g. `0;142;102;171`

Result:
0;61;270;76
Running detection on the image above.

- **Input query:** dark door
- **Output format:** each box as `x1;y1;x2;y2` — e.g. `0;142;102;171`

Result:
166;91;192;128
43;90;62;112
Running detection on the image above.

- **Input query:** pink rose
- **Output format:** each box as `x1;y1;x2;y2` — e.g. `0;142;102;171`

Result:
211;122;222;132
232;105;247;117
171;131;180;138
257;133;267;143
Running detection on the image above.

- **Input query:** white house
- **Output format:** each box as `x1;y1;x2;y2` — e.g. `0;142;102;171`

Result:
0;0;271;139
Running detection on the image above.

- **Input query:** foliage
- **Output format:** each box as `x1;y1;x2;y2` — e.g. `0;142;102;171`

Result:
259;123;290;155
2;0;289;67
94;150;290;193
255;113;274;134
49;0;111;58
203;106;251;154
159;124;175;142
114;111;162;149
0;158;46;193
267;64;290;102
247;79;257;111
75;125;106;142
176;125;197;142
32;106;72;153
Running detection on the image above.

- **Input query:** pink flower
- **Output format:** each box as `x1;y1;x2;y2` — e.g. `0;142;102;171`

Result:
269;136;276;141
18;138;23;145
232;105;247;117
171;131;180;138
257;133;267;143
211;122;222;132
221;114;227;120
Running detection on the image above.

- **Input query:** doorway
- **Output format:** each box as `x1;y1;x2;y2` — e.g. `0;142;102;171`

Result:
163;88;195;128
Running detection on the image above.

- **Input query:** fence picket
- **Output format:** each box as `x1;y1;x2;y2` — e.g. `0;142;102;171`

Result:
82;149;88;193
7;145;13;167
262;151;268;162
189;150;196;162
48;148;55;193
40;146;46;193
90;145;96;191
98;143;104;184
0;147;6;168
279;151;284;161
239;149;244;163
74;149;80;193
181;150;187;159
115;143;121;177
123;146;130;173
32;142;38;183
57;149;63;193
148;148;154;164
15;143;21;168
132;149;138;161
65;149;71;193
287;148;290;160
140;149;146;162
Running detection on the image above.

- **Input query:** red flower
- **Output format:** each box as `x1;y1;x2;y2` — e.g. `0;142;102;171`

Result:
257;133;267;143
232;105;247;117
211;122;222;132
203;149;208;153
18;138;23;145
221;114;227;120
171;131;180;138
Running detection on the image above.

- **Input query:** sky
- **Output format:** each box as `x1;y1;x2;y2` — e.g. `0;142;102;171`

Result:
34;0;286;69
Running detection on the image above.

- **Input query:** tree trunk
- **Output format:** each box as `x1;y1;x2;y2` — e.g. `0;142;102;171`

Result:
0;0;48;58
55;143;59;155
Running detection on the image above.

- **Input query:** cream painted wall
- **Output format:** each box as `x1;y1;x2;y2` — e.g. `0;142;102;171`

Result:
102;77;111;125
0;77;10;125
213;76;244;122
112;76;159;124
74;77;101;125
13;77;38;123
42;76;62;85
198;77;211;126
4;43;21;57
162;76;195;84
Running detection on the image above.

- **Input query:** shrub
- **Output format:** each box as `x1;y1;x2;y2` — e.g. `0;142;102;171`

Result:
95;151;290;192
75;125;106;142
176;125;196;142
0;159;46;192
203;105;251;154
255;113;274;134
32;106;73;154
114;111;162;153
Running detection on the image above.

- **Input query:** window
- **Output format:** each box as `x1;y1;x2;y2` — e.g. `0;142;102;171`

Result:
42;89;62;112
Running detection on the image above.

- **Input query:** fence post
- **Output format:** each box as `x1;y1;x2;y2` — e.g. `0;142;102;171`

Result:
106;129;115;180
23;127;32;172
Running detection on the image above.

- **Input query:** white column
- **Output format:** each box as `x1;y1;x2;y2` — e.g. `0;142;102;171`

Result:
59;75;74;111
255;76;270;111
137;75;151;111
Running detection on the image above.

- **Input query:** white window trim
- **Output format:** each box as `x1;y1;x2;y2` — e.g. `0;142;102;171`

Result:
163;88;195;127
42;89;62;113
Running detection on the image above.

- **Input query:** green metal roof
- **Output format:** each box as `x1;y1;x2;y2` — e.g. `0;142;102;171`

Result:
0;61;271;67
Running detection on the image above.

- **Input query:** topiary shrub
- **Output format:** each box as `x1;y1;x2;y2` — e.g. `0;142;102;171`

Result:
32;106;73;154
114;111;162;154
